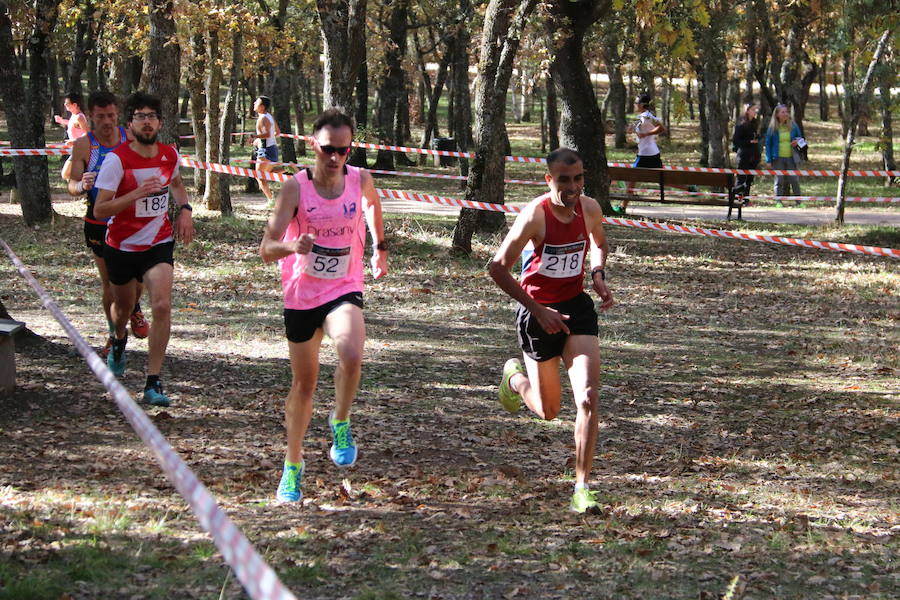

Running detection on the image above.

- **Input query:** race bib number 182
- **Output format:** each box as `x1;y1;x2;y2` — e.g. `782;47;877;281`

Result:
305;244;351;279
135;187;169;218
537;241;585;278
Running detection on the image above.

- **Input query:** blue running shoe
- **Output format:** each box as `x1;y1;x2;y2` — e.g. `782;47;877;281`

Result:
276;462;304;503
329;412;358;467
142;381;171;407
107;342;126;376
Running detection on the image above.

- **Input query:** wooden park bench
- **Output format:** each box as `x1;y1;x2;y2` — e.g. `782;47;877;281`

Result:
608;166;744;220
0;319;25;393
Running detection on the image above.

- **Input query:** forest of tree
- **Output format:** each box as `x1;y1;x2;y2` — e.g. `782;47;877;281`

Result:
0;0;896;247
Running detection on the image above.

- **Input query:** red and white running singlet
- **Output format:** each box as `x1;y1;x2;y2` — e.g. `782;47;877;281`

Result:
280;166;366;310
94;142;180;252
520;194;589;304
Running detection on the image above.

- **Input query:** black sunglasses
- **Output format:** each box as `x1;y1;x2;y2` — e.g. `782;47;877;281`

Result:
318;144;352;156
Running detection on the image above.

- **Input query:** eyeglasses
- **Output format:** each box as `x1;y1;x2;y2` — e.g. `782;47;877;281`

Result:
132;112;160;122
318;144;352;156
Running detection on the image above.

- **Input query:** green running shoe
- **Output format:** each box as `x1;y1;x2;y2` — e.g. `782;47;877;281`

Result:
276;462;304;503
499;358;524;413
329;412;358;467
107;343;126;377
570;488;601;514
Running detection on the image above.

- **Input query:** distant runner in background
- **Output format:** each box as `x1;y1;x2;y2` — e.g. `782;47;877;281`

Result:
250;96;283;208
55;93;89;145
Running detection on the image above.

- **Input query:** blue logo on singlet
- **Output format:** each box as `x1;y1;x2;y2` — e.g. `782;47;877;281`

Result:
343;202;357;219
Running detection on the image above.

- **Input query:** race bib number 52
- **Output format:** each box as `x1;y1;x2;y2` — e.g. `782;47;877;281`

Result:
305;244;351;279
136;187;169;218
537;241;585;278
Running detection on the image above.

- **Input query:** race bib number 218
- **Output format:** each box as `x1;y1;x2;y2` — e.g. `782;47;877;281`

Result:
537;241;585;278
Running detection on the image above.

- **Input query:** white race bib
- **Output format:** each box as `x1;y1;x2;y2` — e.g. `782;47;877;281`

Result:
537;241;585;278
135;187;169;218
305;244;351;279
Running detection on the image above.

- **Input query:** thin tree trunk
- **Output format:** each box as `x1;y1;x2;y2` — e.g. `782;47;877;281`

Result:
187;33;206;195
878;60;897;186
835;30;892;224
203;29;222;211
546;73;559;150
449;6;473;179
218;28;243;216
318;0;367;116
373;0;409;171
451;0;537;254
418;39;452;166
819;52;829;121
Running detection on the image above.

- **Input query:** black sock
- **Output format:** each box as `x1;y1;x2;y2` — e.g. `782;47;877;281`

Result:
145;375;160;391
113;333;128;355
133;302;142;313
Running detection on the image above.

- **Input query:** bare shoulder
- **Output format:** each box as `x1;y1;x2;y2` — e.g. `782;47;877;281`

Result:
70;134;90;158
579;194;604;225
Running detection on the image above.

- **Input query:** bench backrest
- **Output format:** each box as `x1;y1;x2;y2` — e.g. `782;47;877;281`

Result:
608;166;733;187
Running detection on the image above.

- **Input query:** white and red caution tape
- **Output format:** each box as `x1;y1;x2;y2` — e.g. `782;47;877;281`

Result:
0;147;71;156
0;241;298;600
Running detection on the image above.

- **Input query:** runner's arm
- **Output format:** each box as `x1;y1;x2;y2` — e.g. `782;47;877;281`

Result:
93;155;164;219
64;137;90;196
361;170;388;279
584;196;614;311
259;178;311;263
170;174;194;245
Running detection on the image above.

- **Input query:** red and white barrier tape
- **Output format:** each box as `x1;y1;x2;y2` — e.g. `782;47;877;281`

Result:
618;186;900;204
0;147;70;156
0;240;298;600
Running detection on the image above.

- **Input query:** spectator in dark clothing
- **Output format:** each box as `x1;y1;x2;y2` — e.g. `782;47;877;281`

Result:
732;104;761;203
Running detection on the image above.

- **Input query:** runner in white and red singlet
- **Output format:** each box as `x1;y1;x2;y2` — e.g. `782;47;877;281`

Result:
260;108;388;503
63;91;149;358
94;91;194;408
489;147;615;514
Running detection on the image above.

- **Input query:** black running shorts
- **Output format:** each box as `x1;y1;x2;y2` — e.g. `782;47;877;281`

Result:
284;291;364;344
515;291;598;362
84;221;107;257
633;153;663;169
104;241;175;285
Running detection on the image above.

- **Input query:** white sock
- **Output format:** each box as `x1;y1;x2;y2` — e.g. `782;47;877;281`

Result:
575;483;588;491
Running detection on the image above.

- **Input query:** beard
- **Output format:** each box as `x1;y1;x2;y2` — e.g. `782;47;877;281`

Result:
134;130;158;145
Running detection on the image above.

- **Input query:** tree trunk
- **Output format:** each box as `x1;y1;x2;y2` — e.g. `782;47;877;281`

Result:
0;0;59;226
449;6;473;179
696;67;709;167
274;68;296;164
348;57;368;167
318;0;367;116
203;29;222;211
546;73;559;150
835;30;892;224
373;0;409;171
878;59;897;186
600;31;626;149
218;29;243;217
143;0;181;146
418;38;452;166
819;52;829;121
451;0;537;254
66;0;93;95
291;58;306;157
187;33;206;195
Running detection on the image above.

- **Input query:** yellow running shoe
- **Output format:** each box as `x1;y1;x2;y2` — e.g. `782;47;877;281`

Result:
499;358;524;413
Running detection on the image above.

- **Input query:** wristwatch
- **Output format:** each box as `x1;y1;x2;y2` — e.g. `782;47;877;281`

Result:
179;203;193;212
376;241;388;251
591;267;606;280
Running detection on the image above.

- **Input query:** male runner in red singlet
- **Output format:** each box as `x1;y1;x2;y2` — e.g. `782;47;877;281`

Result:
260;108;388;503
94;91;194;407
489;147;615;513
64;91;149;358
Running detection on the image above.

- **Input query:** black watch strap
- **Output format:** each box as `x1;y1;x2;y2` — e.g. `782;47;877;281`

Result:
179;203;193;212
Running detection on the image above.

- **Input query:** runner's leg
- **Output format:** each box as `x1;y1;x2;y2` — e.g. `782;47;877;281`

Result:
323;303;365;421
562;335;601;487
141;262;174;376
514;355;562;420
286;330;324;464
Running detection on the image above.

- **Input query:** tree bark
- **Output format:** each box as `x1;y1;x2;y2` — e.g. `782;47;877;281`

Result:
819;52;829;121
600;28;627;149
451;0;537;254
203;29;222;211
66;0;94;95
0;0;59;226
187;33;206;195
143;0;181;146
835;30;892;224
546;73;559;150
449;5;473;179
544;0;613;211
418;37;452;166
373;0;409;171
318;0;368;116
218;29;243;217
878;58;897;186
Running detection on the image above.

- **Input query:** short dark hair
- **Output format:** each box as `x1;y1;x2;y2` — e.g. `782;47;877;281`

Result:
546;147;582;168
636;93;653;108
88;91;119;112
125;91;162;121
312;108;355;136
64;92;83;108
257;95;272;111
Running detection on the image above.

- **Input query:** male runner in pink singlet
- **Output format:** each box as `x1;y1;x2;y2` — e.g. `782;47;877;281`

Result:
260;109;388;503
94;91;194;408
489;147;615;513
